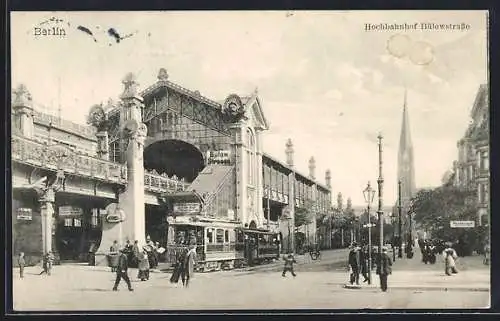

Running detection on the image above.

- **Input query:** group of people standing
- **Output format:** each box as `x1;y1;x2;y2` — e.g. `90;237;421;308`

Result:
169;244;197;287
348;242;392;292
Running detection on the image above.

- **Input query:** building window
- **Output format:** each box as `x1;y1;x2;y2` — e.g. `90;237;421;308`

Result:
224;230;229;243
246;128;255;186
74;218;82;227
64;218;73;227
90;209;99;227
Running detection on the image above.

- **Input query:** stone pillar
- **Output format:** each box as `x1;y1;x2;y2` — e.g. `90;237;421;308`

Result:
255;129;264;226
325;169;331;190
96;131;110;160
12;84;35;138
230;123;246;225
308;157;316;180
39;188;56;255
285;139;295;253
117;72;147;245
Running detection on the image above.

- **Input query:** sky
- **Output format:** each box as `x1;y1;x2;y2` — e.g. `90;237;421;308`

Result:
11;11;488;206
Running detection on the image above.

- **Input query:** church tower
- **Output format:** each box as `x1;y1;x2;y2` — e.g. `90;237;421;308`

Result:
397;89;416;208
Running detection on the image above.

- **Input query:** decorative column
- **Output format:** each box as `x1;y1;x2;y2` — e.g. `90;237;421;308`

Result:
325;169;331;190
35;169;65;261
39;188;56;255
88;104;110;160
285;139;295;253
377;134;385;258
118;72;147;245
255;129;265;227
308;156;317;244
230;122;246;225
12;84;35;138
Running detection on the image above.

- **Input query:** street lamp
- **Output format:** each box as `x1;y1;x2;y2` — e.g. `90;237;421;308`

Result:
363;181;376;285
389;212;396;261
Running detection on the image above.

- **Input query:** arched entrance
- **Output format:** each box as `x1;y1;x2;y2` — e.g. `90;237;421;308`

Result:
144;139;205;182
249;221;257;229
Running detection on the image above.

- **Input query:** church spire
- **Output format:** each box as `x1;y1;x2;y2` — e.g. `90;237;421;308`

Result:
397;88;416;205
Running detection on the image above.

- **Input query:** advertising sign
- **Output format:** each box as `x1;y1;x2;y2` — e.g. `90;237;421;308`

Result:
173;202;201;214
207;150;231;164
450;220;475;228
17;208;33;221
59;206;83;217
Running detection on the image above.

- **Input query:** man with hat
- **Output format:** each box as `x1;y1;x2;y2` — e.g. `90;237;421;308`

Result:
348;242;361;285
112;248;133;291
376;246;392;292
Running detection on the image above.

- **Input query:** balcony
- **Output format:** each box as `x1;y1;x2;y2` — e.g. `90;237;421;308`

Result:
144;169;190;193
11;135;127;184
33;110;97;139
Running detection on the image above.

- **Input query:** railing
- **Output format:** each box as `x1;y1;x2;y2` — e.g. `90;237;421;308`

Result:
206;243;236;252
12;135;127;184
144;170;190;193
33;110;97;139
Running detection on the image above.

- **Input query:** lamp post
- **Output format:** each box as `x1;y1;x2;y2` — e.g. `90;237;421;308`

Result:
363;181;376;285
397;180;403;258
376;133;384;261
390;212;396;261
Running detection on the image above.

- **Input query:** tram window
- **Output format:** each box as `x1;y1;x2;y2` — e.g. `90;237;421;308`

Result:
224;230;229;243
237;231;244;243
206;229;214;243
64;218;72;227
216;229;224;243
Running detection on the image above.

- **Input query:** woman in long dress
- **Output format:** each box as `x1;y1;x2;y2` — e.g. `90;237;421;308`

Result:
138;249;150;281
182;245;197;287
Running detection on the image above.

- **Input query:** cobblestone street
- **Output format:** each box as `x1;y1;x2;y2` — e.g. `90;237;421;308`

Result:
12;250;490;311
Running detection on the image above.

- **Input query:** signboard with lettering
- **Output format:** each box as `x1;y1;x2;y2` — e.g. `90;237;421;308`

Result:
173;202;201;214
59;206;83;217
207;150;231;164
17;208;33;221
450;220;475;228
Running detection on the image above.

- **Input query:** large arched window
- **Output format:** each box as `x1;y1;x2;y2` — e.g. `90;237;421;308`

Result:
246;128;256;186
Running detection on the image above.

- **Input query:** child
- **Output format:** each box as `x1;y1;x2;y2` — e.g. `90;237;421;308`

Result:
39;251;54;276
18;252;26;279
282;254;297;277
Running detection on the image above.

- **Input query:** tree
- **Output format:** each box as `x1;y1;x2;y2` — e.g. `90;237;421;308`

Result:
411;184;484;255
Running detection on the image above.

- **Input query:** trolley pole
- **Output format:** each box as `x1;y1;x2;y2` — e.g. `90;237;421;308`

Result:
377;134;384;260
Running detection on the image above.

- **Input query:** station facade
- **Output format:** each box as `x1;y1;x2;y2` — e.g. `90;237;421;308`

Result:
11;69;332;265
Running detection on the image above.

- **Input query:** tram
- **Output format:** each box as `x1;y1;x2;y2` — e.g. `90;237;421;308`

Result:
164;217;281;272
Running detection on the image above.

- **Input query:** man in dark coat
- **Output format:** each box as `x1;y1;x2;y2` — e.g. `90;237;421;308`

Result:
359;246;369;283
132;240;140;268
376;247;392;292
348;243;361;285
112;248;133;291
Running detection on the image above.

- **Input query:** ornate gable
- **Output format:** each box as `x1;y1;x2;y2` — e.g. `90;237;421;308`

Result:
242;90;269;131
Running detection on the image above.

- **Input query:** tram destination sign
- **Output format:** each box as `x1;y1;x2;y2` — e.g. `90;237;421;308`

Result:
59;206;83;217
173;202;201;214
17;208;33;221
450;220;475;228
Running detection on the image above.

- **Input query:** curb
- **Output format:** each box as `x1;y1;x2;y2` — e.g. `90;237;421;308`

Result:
342;284;489;292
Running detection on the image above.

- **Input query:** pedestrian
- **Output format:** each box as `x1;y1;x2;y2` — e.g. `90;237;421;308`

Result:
112;248;133;291
483;243;490;265
137;247;150;281
359;246;369;283
109;240;119;272
348;243;361;285
18;252;26;279
376;247;392;292
39;251;54;276
132;240;140;268
170;246;187;285
444;249;458;276
282;253;297;277
182;244;197;287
